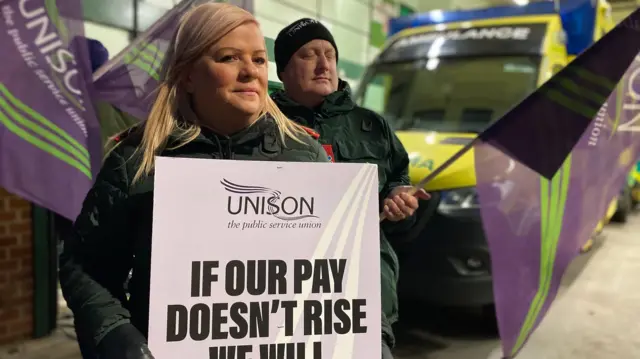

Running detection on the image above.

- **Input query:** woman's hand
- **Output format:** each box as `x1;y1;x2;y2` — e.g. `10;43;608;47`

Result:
382;186;430;222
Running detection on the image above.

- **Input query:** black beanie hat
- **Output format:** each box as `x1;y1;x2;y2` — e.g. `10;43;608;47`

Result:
274;18;339;79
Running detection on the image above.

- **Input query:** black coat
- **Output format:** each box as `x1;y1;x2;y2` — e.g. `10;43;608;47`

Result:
59;116;328;357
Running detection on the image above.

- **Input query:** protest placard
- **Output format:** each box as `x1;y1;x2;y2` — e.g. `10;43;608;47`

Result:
148;157;381;359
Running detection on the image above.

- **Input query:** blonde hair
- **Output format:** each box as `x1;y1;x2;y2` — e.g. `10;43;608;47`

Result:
120;2;306;183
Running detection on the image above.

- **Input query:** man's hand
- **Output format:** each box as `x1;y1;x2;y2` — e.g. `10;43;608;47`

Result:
382;186;430;222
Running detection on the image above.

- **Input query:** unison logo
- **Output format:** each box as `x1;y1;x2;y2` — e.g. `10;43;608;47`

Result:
15;0;88;135
222;179;318;221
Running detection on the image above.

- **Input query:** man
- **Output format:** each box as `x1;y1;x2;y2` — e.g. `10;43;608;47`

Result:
271;18;429;358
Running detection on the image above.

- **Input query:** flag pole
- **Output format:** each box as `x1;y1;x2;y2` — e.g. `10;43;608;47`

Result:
379;137;480;222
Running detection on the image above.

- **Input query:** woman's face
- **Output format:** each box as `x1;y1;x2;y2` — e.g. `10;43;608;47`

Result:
185;22;268;124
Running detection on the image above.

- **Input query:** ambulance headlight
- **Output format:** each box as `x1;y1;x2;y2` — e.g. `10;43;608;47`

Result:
437;187;480;213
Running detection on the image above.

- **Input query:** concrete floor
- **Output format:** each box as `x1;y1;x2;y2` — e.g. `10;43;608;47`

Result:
0;213;638;359
394;213;640;359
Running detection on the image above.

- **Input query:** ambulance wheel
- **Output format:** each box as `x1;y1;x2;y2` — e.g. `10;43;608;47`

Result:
632;183;639;209
581;238;595;253
481;304;499;332
612;188;631;223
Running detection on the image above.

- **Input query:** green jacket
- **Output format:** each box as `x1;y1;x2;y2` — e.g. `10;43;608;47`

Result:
272;81;415;346
58;116;329;354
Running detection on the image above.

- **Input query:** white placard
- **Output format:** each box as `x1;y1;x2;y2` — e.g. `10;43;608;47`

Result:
148;157;381;359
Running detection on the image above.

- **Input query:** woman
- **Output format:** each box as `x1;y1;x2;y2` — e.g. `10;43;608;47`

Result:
58;4;328;359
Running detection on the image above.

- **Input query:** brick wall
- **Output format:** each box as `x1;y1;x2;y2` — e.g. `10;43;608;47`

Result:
0;187;33;344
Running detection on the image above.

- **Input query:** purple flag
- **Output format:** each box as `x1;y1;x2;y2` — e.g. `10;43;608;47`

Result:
474;9;640;359
0;0;102;220
92;0;254;121
478;8;640;180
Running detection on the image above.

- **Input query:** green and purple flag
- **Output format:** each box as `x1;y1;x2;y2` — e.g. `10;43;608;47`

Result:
474;8;640;358
92;0;254;121
0;0;102;220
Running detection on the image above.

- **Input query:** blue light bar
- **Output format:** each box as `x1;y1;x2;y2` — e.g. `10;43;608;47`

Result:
388;0;597;56
558;0;597;55
387;2;557;37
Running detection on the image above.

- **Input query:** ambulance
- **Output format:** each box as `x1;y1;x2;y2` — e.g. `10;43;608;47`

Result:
629;162;640;209
613;166;639;223
354;0;619;310
634;163;640;206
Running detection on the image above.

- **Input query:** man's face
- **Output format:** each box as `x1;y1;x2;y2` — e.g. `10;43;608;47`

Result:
281;39;339;104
